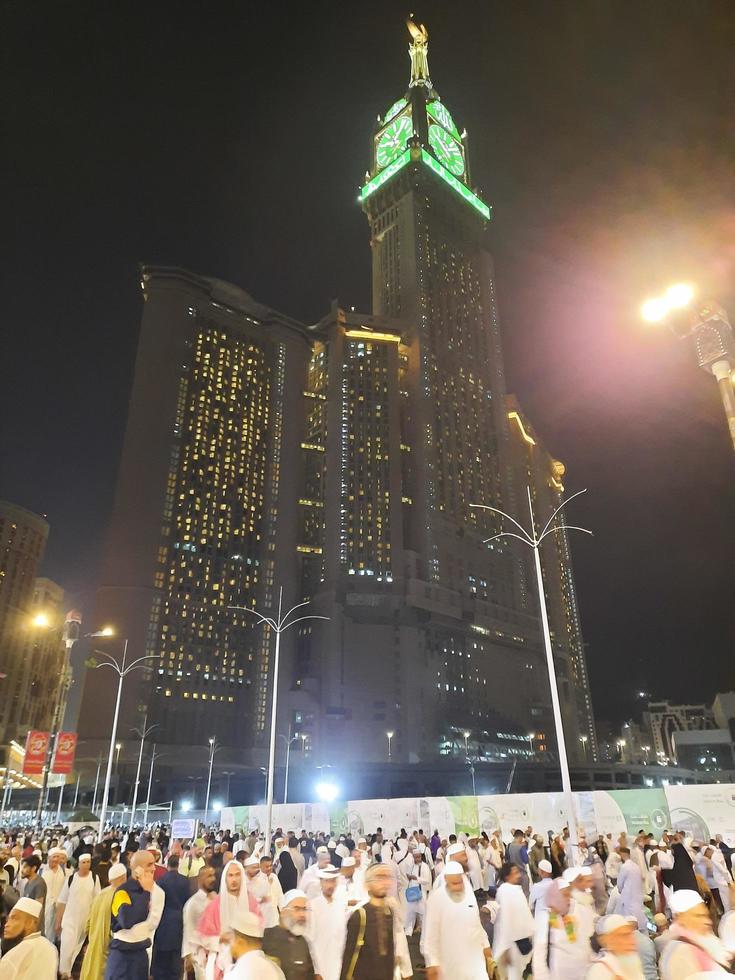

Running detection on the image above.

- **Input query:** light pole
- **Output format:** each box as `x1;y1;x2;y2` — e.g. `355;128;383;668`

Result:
642;285;735;451
463;731;470;757
579;735;589;760
527;733;535;757
228;588;328;854
91;754;103;814
617;739;626;761
387;731;394;762
204;737;217;825
144;744;166;827
129;718;157;831
471;487;591;845
32;624;112;829
92;638;158;833
278;727;301;804
466;757;476;795
642;744;651;765
72;772;80;809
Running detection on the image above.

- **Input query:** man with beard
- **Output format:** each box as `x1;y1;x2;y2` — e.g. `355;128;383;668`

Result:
586;915;645;980
262;889;316;979
660;889;733;978
423;861;493;979
339;864;412;980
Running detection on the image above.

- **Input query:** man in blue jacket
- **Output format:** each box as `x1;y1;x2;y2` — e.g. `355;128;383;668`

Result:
152;854;190;980
105;850;156;980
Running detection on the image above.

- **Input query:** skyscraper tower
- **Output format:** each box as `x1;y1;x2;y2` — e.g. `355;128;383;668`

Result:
290;21;590;766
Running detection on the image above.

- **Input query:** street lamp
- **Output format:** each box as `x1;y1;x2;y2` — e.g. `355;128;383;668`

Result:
527;733;535;756
641;285;735;451
129;718;157;831
617;739;626;760
92;636;158;832
143;744;167;827
463;731;470;757
277;727;301;804
579;735;589;760
470;487;591;846
228;588;328;853
642;744;651;765
386;731;394;762
32;624;111;829
204;737;217;825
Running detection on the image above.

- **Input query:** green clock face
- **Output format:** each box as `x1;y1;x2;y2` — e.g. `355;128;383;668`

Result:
376;112;413;169
428;124;465;177
383;97;408;124
427;100;459;138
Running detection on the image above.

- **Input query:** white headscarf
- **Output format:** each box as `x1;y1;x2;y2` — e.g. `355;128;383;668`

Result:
219;860;251;933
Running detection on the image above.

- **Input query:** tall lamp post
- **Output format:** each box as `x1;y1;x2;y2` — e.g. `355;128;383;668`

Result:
278;727;301;804
143;744;167;827
471;487;591;844
32;623;112;830
527;733;535;757
642;285;735;452
228;588;328;852
92;638;158;833
204;736;218;825
579;735;589;760
386;731;394;762
129;718;157;831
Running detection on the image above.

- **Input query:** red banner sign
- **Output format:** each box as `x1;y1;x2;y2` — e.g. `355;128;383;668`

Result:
51;732;78;774
23;731;50;774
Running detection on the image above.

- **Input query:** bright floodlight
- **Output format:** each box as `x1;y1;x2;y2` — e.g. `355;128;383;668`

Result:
99;626;114;637
641;297;669;323
315;781;339;803
32;612;50;628
665;283;694;309
212;800;222;812
181;800;192;813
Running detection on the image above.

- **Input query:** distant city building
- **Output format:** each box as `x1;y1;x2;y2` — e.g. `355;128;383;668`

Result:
712;692;735;738
672;729;735;775
644;700;716;765
0;501;50;744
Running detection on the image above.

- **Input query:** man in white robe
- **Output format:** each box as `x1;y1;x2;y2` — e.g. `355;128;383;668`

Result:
55;853;101;979
0;897;58;980
41;847;68;942
337;857;367;910
398;851;431;936
300;847;332;900
307;867;346;980
616;848;647;932
258;855;284;929
529;860;554;916
465;836;485;892
532;880;594;980
423;861;493;980
493;864;535;980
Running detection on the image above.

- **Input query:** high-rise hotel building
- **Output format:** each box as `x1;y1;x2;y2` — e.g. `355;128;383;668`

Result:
79;23;594;770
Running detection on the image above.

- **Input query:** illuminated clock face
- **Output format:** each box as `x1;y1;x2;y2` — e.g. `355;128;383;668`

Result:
383;97;408;123
427;100;459;138
376;112;413;169
428;124;465;177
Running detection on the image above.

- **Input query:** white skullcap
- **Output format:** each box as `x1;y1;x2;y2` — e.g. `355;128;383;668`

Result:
580;867;593;877
49;847;67;857
357;838;367;845
244;854;260;867
670;889;704;914
328;840;337;847
596;914;633;935
446;843;465;857
109;863;128;881
316;846;329;855
563;867;582;882
657;840;669;847
341;856;356;867
78;854;92;862
538;860;552;874
231;907;264;938
416;843;427;854
443;861;464;876
14;897;42;918
279;888;307;910
317;865;339;879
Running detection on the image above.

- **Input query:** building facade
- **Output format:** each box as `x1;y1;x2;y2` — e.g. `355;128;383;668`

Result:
644;700;716;765
77;269;311;759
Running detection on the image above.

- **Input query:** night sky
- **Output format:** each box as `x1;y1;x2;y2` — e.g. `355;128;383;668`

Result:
4;1;734;726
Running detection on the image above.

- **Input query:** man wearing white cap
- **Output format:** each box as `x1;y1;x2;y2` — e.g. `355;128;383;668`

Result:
615;847;647;932
338;856;366;909
79;862;128;980
432;842;468;890
41;847;68;942
586;914;644;980
493;863;535;980
259;854;285;929
228;905;285;978
529;860;554;916
308;866;346;980
0;896;57;979
423;861;493;979
660;889;732;978
56;853;101;979
262;889;316;979
300;848;332;901
533;879;594;980
398;850;430;936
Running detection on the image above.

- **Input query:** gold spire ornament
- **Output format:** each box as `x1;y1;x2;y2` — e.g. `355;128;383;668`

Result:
407;16;430;86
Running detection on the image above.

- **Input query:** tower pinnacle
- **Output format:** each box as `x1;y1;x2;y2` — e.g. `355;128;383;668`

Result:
407;17;431;87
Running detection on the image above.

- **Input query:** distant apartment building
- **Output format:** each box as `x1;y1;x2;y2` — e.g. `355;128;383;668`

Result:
644;700;716;764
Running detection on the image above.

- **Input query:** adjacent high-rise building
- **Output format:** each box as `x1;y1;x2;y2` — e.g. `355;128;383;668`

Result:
77;22;594;779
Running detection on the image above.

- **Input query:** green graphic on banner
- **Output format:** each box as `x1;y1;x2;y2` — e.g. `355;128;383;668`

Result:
231;806;249;835
608;789;670;836
329;802;349;837
447;796;480;835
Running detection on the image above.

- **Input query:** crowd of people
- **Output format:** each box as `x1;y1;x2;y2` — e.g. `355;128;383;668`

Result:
0;820;735;978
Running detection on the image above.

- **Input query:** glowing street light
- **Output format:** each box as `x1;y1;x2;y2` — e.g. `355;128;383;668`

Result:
315;781;339;803
386;731;394;762
641;283;735;451
204;736;217;825
579;735;589;760
181;799;192;813
527;733;535;756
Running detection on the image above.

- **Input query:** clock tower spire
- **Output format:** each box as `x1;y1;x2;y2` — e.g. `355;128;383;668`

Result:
407;17;431;87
